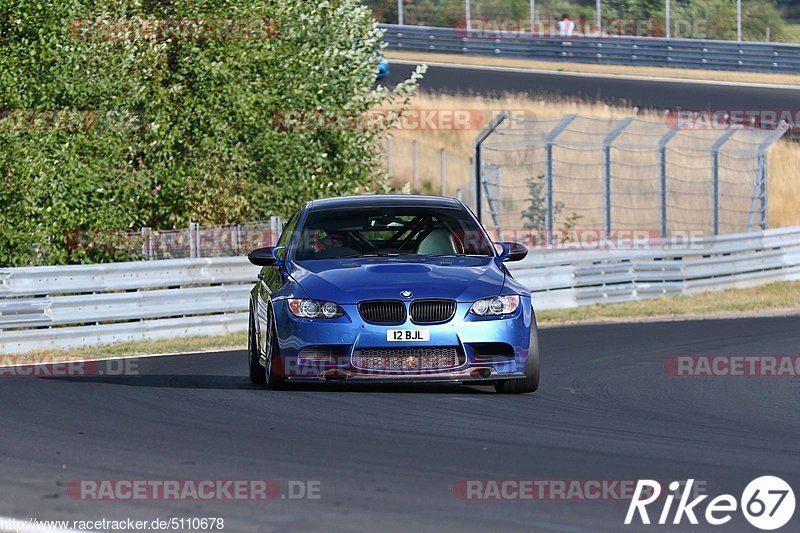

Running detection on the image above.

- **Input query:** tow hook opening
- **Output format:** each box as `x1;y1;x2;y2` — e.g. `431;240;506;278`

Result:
322;369;348;380
470;368;493;379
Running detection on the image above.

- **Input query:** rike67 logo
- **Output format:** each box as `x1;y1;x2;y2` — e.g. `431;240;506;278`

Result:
626;477;795;530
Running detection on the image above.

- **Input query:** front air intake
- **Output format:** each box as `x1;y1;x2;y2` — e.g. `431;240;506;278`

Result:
352;347;462;371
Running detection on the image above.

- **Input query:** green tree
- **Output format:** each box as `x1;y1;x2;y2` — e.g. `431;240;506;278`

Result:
0;0;424;266
673;0;784;40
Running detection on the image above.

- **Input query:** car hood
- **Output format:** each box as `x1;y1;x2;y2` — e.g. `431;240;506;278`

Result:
290;256;506;304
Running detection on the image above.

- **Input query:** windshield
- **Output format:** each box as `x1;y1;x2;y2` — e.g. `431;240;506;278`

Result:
294;205;494;260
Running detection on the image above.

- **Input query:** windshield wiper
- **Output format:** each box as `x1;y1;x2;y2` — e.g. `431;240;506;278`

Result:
329;252;418;259
426;253;491;257
335;252;488;259
356;251;418;257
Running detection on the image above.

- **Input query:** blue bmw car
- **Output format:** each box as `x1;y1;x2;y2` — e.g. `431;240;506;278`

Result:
247;195;539;393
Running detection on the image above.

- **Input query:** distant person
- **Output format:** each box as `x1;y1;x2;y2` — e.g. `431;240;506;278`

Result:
557;14;575;37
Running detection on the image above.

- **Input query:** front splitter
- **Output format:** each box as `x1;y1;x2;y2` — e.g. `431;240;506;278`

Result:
284;368;525;384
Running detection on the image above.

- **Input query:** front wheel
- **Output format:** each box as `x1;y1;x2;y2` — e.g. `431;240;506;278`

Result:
248;309;266;384
495;317;540;394
263;316;287;390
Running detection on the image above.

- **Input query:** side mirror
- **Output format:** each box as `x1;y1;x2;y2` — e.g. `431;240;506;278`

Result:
495;242;528;262
248;246;286;267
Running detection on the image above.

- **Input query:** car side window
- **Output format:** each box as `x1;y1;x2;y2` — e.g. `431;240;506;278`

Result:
275;211;299;260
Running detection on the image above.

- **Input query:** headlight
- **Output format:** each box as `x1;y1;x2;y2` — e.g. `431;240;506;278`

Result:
288;299;344;319
469;295;520;316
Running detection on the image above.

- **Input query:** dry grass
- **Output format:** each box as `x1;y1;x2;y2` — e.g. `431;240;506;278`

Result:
387;50;800;87
1;332;245;364
383;93;800;229
767;139;800;227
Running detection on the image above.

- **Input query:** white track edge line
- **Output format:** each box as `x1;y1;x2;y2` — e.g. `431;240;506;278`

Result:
0;347;244;368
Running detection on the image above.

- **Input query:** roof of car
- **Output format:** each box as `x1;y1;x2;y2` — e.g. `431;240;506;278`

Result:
305;195;463;210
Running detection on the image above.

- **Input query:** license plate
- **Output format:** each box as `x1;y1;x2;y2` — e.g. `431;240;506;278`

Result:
387;330;430;342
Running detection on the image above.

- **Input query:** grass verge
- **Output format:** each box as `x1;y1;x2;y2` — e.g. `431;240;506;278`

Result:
1;332;246;365
536;281;800;325
3;282;799;362
386;50;800;87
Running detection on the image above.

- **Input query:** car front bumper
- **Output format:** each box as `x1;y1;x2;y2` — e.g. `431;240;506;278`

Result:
271;298;534;383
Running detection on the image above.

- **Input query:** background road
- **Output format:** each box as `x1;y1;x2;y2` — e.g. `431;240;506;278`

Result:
1;317;799;531
390;61;800;113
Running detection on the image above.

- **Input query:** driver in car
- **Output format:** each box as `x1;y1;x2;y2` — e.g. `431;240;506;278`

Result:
312;231;346;254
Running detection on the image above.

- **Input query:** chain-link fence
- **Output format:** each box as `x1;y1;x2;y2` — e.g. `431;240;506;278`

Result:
383;134;475;208
476;113;787;243
67;220;281;262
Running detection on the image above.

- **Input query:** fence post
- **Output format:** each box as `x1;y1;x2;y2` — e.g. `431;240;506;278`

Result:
758;154;768;230
189;222;200;258
544;114;577;244
658;128;679;237
473;111;509;223
270;216;281;245
481;164;503;240
141;227;153;260
602;118;634;240
234;223;242;255
411;139;418;190
468;157;473;208
751;123;788;231
440;148;447;196
710;128;737;235
747;170;760;232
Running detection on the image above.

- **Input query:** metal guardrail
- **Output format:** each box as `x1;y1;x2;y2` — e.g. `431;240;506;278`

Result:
513;226;800;309
381;24;800;74
0;258;259;353
1;226;799;353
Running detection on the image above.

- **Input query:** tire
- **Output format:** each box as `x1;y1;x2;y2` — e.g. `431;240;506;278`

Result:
263;315;287;390
495;315;540;394
248;308;266;384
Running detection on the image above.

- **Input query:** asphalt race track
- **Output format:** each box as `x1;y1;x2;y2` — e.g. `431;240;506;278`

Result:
1;317;799;532
389;61;800;112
